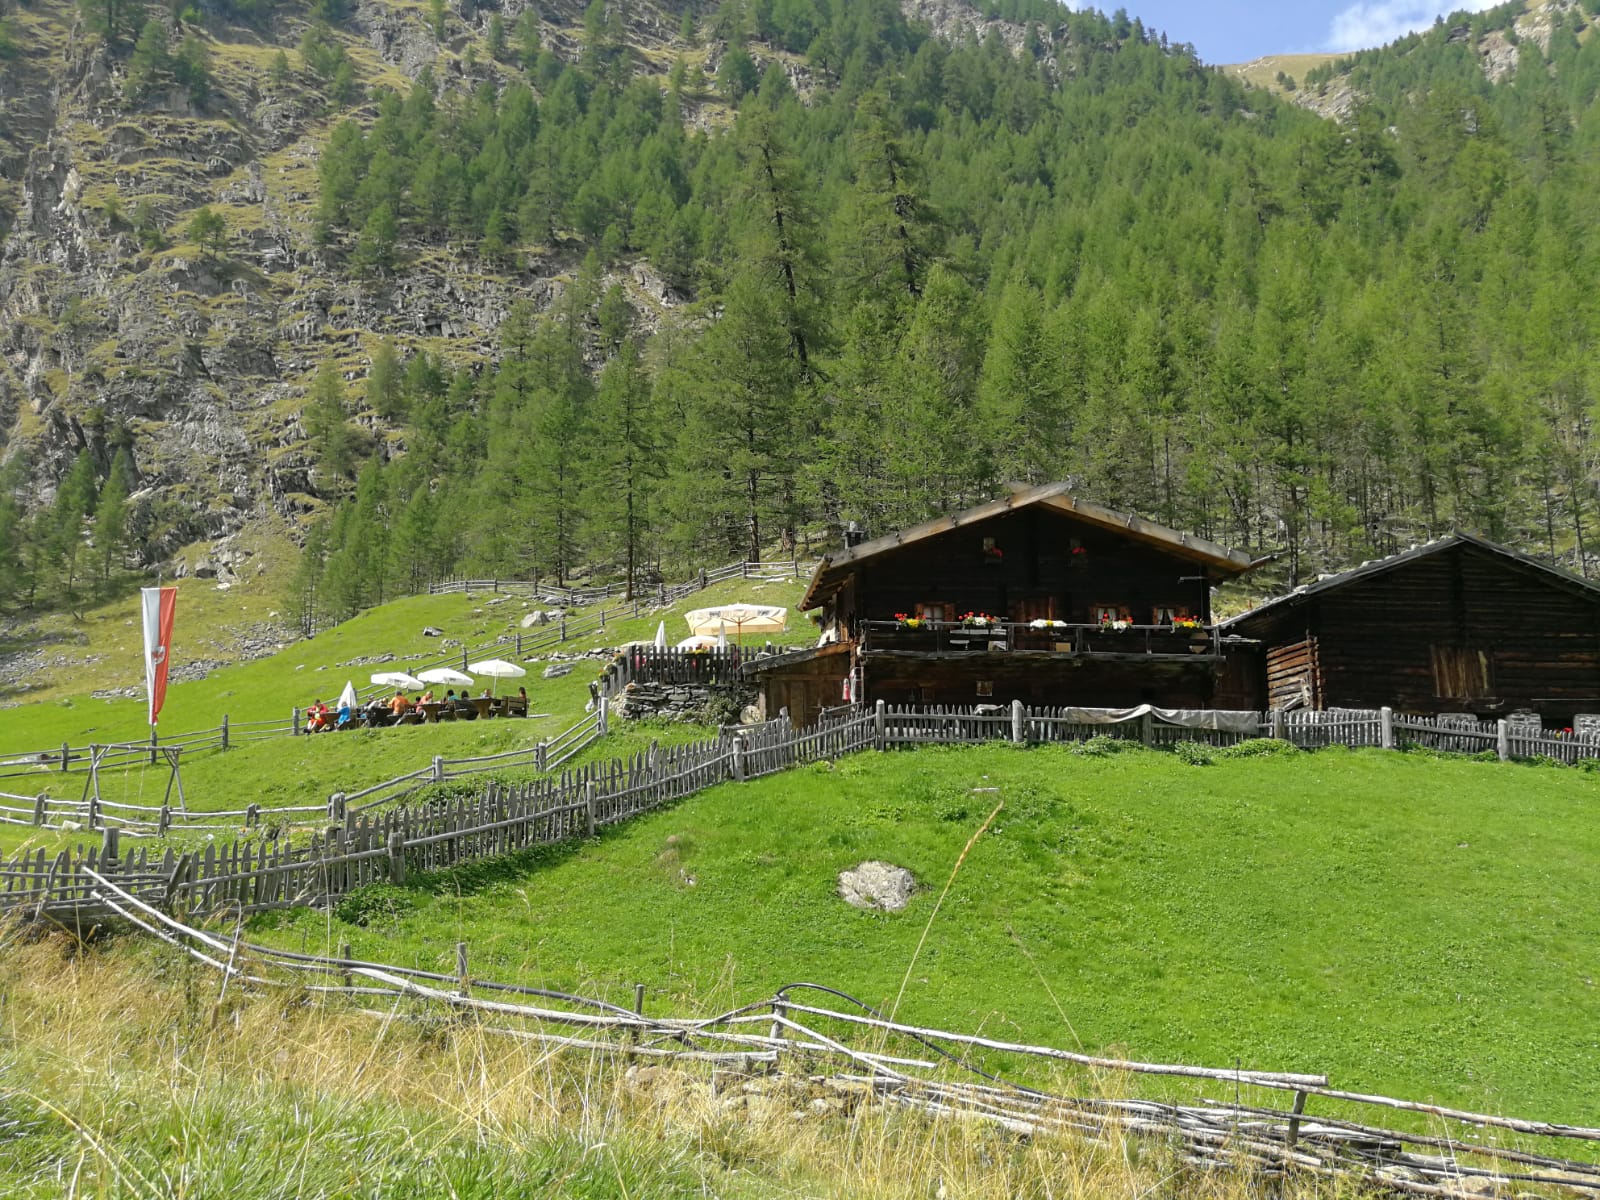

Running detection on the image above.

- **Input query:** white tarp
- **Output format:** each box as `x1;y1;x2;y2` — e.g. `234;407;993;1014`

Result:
1053;704;1262;735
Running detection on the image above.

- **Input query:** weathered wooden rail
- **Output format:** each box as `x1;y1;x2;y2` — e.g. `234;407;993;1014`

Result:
70;867;1600;1199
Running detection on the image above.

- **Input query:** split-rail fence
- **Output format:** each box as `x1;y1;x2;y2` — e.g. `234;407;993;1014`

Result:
72;867;1600;1200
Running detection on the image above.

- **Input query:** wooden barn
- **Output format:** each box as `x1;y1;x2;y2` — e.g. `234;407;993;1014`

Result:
1217;533;1600;723
746;484;1259;726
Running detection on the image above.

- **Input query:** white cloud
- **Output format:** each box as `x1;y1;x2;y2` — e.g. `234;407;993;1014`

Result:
1324;0;1502;52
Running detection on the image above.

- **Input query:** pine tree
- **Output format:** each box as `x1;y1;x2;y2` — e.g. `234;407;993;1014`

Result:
50;452;98;599
366;337;404;418
185;205;228;258
92;451;132;589
304;361;358;485
584;340;660;597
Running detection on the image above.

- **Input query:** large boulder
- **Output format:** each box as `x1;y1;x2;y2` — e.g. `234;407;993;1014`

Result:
837;862;917;912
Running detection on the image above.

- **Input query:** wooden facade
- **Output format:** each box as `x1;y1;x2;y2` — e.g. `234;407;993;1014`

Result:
748;485;1258;725
1220;534;1600;723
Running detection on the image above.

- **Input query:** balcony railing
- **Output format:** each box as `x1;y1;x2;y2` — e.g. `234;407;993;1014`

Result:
858;619;1219;657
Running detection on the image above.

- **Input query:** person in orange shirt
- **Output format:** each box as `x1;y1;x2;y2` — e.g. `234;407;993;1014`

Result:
389;690;410;717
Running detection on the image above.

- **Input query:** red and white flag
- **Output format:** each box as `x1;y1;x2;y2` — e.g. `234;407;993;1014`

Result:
141;586;177;727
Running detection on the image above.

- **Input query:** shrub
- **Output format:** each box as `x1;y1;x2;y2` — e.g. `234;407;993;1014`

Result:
334;884;415;927
1071;733;1137;757
1172;740;1214;766
1218;737;1300;759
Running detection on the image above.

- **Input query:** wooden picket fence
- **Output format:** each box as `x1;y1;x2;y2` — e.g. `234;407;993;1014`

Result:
10;699;1600;923
0;706;871;921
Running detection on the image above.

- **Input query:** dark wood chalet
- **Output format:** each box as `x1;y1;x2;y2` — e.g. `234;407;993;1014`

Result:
1216;533;1600;723
747;484;1259;726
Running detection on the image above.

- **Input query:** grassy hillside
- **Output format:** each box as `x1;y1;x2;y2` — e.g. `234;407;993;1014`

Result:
255;743;1600;1125
0;573;808;852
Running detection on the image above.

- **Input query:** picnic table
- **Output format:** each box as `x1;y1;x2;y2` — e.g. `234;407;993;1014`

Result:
471;697;495;720
419;702;445;723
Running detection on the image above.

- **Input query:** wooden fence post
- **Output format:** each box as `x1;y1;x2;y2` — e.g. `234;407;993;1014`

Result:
1286;1090;1308;1148
1497;719;1510;762
598;695;609;736
584;782;597;838
158;804;171;835
387;831;406;884
560;615;567;641
33;794;46;826
60;742;70;771
874;700;886;751
340;942;352;990
731;735;747;782
1270;708;1286;740
328;792;345;823
1140;711;1154;745
516;632;522;656
535;742;547;773
245;803;259;828
292;707;301;737
432;756;445;784
462;645;469;672
1380;706;1395;750
456;941;470;993
220;714;230;751
1011;700;1027;745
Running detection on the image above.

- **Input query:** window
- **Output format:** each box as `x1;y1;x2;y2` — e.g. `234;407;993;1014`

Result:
917;602;952;623
976;680;994;697
1094;604;1132;625
1431;646;1491;699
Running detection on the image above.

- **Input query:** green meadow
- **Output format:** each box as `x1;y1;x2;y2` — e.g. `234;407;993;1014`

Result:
253;741;1600;1126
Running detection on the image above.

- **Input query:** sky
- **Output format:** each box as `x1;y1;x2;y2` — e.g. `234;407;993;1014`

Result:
1109;0;1506;65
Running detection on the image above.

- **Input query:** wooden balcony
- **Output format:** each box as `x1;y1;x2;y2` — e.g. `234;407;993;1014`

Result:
858;619;1221;662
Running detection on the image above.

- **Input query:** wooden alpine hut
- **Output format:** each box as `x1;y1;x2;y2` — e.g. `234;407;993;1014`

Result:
1217;532;1600;723
746;483;1260;726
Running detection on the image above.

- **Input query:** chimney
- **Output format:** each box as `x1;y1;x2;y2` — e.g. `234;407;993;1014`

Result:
844;521;867;549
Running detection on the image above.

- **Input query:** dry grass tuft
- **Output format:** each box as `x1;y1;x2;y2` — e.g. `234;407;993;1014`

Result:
0;931;1361;1199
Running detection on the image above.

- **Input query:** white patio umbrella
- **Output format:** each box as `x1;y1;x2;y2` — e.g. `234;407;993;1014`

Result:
685;604;787;644
467;658;527;696
371;671;426;690
417;666;475;688
654;620;667;649
716;622;728;650
337;681;358;711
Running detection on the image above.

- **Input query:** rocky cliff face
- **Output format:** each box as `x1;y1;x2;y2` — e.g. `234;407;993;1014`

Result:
0;0;694;564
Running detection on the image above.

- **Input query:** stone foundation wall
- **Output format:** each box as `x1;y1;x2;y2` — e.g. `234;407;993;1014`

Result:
611;681;759;724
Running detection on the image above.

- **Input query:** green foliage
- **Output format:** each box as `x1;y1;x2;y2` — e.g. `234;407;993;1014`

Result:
184;205;227;257
1171;740;1215;766
1218;738;1302;759
715;44;758;101
79;0;135;49
365;337;404;419
334;882;416;926
304;361;359;484
1070;733;1139;757
132;197;165;251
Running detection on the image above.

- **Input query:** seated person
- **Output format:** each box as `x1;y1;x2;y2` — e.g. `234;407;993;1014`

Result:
389;690;411;718
306;701;329;733
420;689;435;705
363;698;390;727
453;691;476;720
335;701;354;730
509;686;529;716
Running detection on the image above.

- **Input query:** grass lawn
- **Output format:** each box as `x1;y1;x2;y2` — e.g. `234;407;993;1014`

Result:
257;743;1600;1125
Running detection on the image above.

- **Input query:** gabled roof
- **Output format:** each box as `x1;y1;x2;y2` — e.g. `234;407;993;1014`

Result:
799;483;1258;610
1220;532;1600;634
